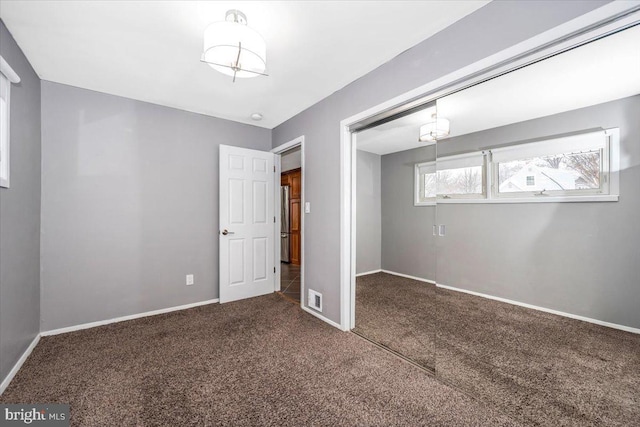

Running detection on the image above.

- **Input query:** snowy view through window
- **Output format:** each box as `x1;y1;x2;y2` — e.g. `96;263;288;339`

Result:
436;166;483;196
498;150;601;193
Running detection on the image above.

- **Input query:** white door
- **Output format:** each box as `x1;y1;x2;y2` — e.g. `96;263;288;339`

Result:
219;144;276;303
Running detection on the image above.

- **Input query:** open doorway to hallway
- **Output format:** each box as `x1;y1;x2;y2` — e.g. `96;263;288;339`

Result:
278;145;302;303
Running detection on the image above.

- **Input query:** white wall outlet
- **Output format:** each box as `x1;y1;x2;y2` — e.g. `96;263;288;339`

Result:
308;289;322;312
186;274;194;286
304;202;311;214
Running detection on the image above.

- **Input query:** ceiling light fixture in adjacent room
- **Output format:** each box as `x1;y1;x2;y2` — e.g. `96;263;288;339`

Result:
419;113;450;142
201;10;267;82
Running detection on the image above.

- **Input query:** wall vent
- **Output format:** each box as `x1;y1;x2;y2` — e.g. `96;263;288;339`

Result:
308;289;322;312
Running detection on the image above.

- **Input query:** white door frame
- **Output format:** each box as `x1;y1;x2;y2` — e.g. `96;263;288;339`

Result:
272;136;305;305
338;3;640;331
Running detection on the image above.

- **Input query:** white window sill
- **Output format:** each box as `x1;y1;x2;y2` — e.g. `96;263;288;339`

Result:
437;195;619;204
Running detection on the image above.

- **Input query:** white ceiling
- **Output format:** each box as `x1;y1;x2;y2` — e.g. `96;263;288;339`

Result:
357;24;640;155
0;1;488;129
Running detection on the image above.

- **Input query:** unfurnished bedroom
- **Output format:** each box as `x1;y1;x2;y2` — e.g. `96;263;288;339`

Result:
0;1;639;426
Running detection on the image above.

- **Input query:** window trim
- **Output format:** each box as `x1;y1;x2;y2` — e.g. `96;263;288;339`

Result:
0;55;21;189
435;151;487;200
416;128;620;205
0;73;10;188
414;161;436;206
491;131;612;199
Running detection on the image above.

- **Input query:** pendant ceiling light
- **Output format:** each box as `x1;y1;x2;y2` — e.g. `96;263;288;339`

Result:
202;10;267;82
419;113;450;142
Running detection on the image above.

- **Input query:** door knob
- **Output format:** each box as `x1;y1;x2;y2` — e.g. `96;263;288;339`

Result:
221;229;235;235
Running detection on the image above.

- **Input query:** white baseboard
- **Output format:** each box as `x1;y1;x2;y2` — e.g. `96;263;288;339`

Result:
301;305;345;330
381;270;436;284
437;284;640;335
355;269;382;277
0;335;40;396
41;299;220;336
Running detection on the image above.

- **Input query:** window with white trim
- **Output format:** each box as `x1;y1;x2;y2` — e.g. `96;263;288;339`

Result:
436;152;486;199
414;129;618;204
0;72;9;188
415;162;436;205
1;55;20;189
491;131;610;198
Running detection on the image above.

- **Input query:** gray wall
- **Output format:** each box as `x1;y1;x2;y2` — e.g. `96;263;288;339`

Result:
355;150;381;274
380;146;436;281
40;82;271;331
272;1;609;324
436;95;640;329
0;21;41;383
281;147;301;172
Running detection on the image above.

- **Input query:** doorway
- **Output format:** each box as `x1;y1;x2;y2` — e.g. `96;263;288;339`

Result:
273;137;305;305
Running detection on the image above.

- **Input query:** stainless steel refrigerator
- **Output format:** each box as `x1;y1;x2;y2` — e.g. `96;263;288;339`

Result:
281;186;290;263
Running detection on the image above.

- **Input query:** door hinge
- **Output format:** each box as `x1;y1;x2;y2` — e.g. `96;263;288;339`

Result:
274;166;276;172
274;216;276;223
274;267;276;273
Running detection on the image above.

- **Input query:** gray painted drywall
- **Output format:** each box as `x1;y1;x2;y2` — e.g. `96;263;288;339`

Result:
435;95;640;329
40;81;271;331
281;146;301;172
0;20;41;383
272;1;610;324
356;150;381;274
380;146;436;281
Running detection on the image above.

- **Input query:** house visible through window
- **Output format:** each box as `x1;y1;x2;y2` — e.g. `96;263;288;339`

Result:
493;131;608;197
414;129;617;204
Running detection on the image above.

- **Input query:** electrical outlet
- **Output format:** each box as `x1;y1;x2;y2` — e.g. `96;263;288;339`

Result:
186;274;194;286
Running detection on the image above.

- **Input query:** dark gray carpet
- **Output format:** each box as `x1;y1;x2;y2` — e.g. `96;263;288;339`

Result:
353;273;435;370
436;287;640;427
353;272;640;426
0;293;521;426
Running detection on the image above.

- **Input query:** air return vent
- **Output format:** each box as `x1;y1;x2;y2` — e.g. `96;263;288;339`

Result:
308;289;322;312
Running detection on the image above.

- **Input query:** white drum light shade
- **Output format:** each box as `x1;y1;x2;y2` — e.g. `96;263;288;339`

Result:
203;10;266;79
419;115;450;142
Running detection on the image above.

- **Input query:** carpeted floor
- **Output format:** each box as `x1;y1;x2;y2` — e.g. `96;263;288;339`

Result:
353;272;640;427
353;273;435;370
0;293;522;427
436;287;640;427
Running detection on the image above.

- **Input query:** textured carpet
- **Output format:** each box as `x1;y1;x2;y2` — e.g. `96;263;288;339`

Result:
353;273;435;370
353;272;640;426
436;287;640;427
0;294;521;427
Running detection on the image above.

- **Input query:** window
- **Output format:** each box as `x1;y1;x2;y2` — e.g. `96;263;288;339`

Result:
0;73;9;187
414;162;436;205
1;55;20;189
492;131;610;198
413;129;618;204
436;152;486;199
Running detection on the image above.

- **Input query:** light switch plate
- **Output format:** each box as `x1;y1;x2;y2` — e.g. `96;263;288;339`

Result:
304;202;311;213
